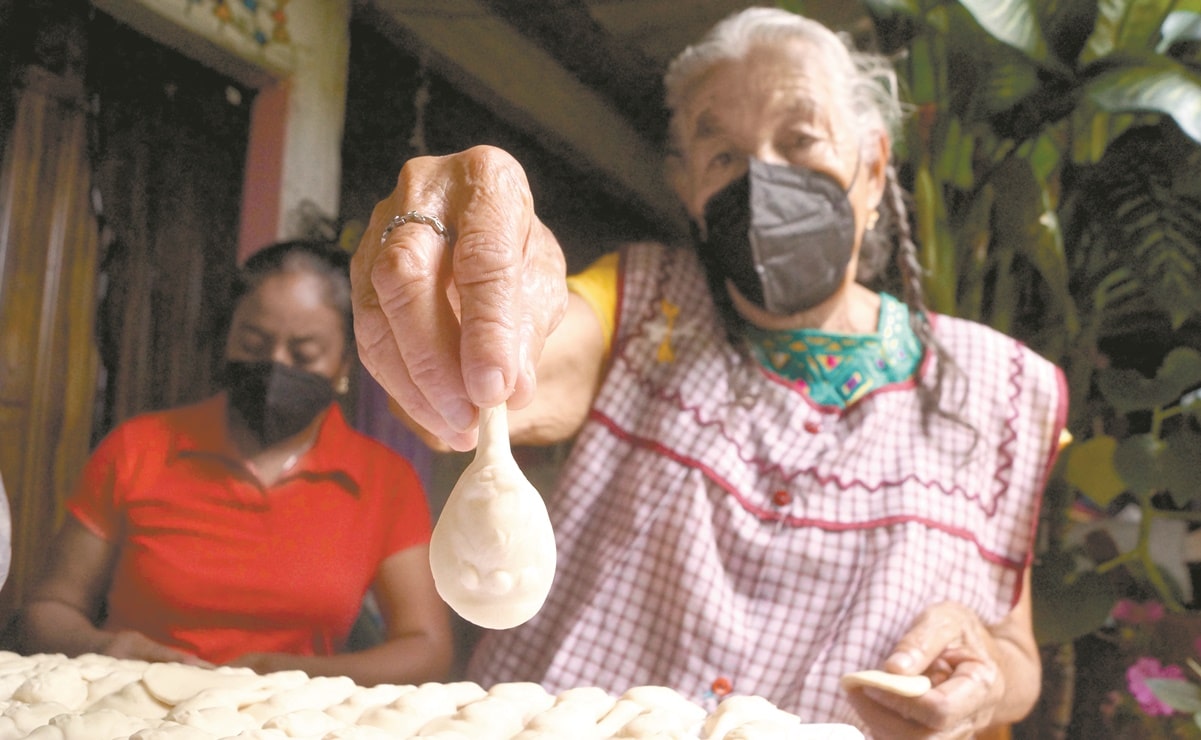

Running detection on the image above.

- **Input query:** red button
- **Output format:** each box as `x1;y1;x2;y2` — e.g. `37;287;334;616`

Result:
772;490;792;507
803;420;821;434
711;676;733;696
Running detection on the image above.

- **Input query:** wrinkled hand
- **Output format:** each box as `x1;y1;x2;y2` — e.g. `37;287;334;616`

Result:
845;602;1004;739
99;630;211;666
351;146;569;451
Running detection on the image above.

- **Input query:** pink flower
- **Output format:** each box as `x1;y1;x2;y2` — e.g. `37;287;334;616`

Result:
1126;657;1185;717
1112;599;1165;624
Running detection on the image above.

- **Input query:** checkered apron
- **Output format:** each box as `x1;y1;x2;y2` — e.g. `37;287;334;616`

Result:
468;243;1065;731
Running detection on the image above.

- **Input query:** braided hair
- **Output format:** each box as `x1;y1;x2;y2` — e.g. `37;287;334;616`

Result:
665;6;969;434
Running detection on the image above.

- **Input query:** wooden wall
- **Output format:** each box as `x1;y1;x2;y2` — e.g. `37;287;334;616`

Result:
0;3;250;628
0;1;99;627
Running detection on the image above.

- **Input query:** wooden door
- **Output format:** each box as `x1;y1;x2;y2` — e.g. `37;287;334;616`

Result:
87;11;251;438
0;63;100;626
0;5;250;627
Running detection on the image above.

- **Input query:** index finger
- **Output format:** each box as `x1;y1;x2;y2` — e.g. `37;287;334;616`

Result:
447;146;541;409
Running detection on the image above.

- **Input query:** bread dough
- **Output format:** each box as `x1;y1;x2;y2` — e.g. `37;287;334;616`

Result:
839;670;932;698
0;651;864;738
428;405;557;630
702;695;803;740
142;664;264;706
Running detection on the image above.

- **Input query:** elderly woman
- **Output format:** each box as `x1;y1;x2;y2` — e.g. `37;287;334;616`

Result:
352;7;1066;737
22;240;454;687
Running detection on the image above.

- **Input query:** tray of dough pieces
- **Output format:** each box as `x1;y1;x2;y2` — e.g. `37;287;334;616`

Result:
0;651;863;739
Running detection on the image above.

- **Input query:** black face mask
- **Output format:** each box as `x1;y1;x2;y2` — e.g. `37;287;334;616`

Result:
694;158;857;317
219;361;334;447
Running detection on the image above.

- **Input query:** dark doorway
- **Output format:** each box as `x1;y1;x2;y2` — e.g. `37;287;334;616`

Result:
87;10;253;441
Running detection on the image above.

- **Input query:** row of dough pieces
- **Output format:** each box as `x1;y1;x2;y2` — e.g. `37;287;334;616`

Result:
0;653;863;740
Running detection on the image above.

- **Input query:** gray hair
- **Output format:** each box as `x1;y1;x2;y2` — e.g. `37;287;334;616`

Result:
664;7;902;158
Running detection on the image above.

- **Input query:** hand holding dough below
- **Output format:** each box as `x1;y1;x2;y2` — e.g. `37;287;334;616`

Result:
840;670;932;698
429;404;557;630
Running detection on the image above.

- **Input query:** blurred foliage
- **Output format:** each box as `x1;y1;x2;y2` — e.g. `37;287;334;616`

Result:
859;0;1201;634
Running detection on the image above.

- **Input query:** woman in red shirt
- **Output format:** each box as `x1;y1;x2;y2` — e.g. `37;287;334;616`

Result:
21;240;453;686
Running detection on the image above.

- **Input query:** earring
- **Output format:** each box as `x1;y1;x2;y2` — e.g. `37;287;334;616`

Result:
335;376;350;395
866;210;880;230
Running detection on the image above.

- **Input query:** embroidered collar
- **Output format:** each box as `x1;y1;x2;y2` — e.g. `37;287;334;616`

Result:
744;293;923;409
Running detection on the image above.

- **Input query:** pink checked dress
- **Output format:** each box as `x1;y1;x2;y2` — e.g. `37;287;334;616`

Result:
467;242;1068;729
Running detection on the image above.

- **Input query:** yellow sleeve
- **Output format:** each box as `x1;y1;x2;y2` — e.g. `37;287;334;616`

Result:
566;251;618;354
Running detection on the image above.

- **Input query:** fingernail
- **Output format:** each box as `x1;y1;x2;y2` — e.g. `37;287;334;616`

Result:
445;399;478;432
467;368;507;406
890;652;915;671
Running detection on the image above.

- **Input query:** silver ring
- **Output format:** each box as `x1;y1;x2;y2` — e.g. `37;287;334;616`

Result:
380;210;448;245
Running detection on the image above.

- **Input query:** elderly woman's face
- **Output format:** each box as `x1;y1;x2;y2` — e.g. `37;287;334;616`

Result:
671;39;882;230
225;270;349;381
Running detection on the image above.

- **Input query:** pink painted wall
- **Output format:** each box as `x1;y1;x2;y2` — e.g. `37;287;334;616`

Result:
237;81;290;263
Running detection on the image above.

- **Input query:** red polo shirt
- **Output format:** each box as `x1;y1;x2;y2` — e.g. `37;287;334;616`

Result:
68;395;431;663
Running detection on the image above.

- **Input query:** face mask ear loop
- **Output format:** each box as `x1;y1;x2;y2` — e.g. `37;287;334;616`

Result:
844;145;863;196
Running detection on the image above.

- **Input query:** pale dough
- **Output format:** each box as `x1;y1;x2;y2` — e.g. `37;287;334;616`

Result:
428;405;557;630
142;664;264;706
839;669;932;698
0;651;865;738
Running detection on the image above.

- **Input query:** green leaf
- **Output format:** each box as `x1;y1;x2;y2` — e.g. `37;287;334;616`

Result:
935;117;976;189
1087;60;1201;144
1113;433;1165;494
914;163;958;313
1095;348;1201;412
957;0;1048;63
861;0;921;17
988;157;1076;334
1157;10;1201;53
1145;678;1201;713
1032;567;1116;645
1085;0;1178;63
1184;386;1201;421
1156;347;1201;397
1063;435;1126;506
1162;428;1201;507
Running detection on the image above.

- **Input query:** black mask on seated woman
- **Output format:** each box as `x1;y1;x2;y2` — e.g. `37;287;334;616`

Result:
695;158;857;317
219;361;334;446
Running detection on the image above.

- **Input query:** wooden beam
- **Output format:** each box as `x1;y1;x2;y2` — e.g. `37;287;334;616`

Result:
482;0;667;146
366;0;685;231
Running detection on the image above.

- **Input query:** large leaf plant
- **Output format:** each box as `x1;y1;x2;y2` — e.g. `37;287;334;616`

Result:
854;0;1201;622
839;0;1201;725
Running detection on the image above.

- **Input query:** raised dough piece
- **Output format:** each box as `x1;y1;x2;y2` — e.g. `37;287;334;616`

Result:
703;695;796;740
724;720;865;740
621;685;706;726
13;664;88;710
484;682;555;722
839;670;932;698
262;708;346;737
142;664;265;706
44;708;151;740
594;698;648;737
321;726;399;740
324;684;413;724
167;705;259;736
88;680;171;720
428;405;557;630
129;723;220;740
3;701;75;734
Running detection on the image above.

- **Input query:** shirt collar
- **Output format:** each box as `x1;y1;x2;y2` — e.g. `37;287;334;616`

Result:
170;394;361;493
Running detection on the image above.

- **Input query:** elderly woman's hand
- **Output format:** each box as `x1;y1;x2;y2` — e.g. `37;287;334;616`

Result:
844;600;1027;739
351;146;569;452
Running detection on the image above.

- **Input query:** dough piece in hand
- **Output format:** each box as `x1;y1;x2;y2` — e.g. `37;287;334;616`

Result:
840;670;932;698
429;405;557;630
